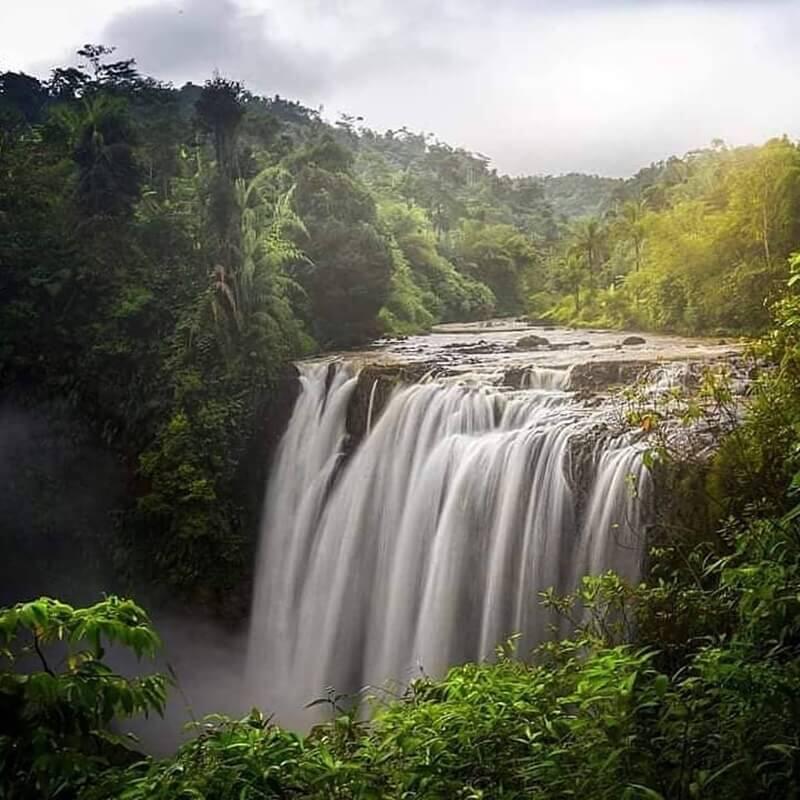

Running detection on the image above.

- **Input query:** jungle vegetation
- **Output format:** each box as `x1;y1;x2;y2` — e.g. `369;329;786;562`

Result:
3;48;800;798
0;50;557;602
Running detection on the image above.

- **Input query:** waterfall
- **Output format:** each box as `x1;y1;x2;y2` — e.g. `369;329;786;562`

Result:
246;361;650;727
524;365;573;391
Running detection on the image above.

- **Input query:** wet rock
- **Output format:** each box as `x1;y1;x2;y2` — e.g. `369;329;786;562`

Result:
503;367;528;389
569;360;650;392
520;315;551;325
565;422;612;509
443;339;506;355
622;335;646;346
515;334;550;350
345;361;438;449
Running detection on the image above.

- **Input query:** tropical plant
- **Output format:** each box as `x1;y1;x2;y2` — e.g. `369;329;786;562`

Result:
0;596;166;800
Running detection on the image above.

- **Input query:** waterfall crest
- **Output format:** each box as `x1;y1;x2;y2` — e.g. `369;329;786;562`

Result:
247;361;650;726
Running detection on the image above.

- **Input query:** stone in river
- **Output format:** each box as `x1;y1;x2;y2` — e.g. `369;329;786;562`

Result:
515;334;550;350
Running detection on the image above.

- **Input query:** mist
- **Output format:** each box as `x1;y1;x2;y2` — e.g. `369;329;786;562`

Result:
0;403;250;754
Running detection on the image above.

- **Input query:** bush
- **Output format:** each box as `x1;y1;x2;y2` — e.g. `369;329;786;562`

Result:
0;596;166;800
29;532;800;800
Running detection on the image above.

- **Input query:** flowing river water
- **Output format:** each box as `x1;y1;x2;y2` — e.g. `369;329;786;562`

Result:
245;321;741;727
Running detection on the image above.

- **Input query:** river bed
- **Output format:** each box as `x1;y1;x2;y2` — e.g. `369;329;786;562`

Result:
318;320;744;386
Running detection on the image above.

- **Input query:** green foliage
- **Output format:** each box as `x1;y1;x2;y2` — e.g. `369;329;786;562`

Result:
541;172;623;220
453;220;539;313
59;532;800;798
1;53;318;599
69;94;142;219
702;253;800;516
292;163;394;346
352;128;554;326
195;76;245;176
378;201;496;326
0;596;166;800
539;140;800;335
379;242;436;335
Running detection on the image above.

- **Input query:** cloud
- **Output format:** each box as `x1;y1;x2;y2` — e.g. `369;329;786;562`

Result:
102;0;332;101
307;0;800;175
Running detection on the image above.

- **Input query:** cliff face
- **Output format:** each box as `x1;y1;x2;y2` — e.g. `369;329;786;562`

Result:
344;361;439;451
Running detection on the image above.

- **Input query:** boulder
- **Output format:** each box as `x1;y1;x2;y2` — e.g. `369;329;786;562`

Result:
515;334;550;350
621;335;646;346
569;360;649;392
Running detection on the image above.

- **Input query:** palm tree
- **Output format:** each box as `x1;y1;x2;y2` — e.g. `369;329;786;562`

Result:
209;167;307;349
57;94;141;218
571;218;606;291
560;252;586;313
619;198;647;273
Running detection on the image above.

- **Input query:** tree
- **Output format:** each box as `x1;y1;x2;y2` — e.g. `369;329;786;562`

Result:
549;252;587;313
454;221;538;313
293;165;393;346
571;217;607;291
61;93;142;219
378;201;495;323
725;138;800;273
0;72;48;128
195;75;245;178
617;198;647;273
76;44;142;90
209;167;308;352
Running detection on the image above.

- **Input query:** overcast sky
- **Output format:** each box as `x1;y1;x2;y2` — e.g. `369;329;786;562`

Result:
2;0;799;176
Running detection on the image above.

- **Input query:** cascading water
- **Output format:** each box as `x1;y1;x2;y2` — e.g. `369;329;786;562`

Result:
523;365;573;391
246;359;651;727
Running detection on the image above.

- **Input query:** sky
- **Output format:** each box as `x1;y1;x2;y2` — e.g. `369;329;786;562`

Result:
2;0;799;176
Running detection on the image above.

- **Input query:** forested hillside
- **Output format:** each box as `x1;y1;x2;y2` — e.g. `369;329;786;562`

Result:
537;141;800;333
0;48;555;603
540;173;622;220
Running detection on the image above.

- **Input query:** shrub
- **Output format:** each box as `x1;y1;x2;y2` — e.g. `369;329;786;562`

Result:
0;596;166;800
